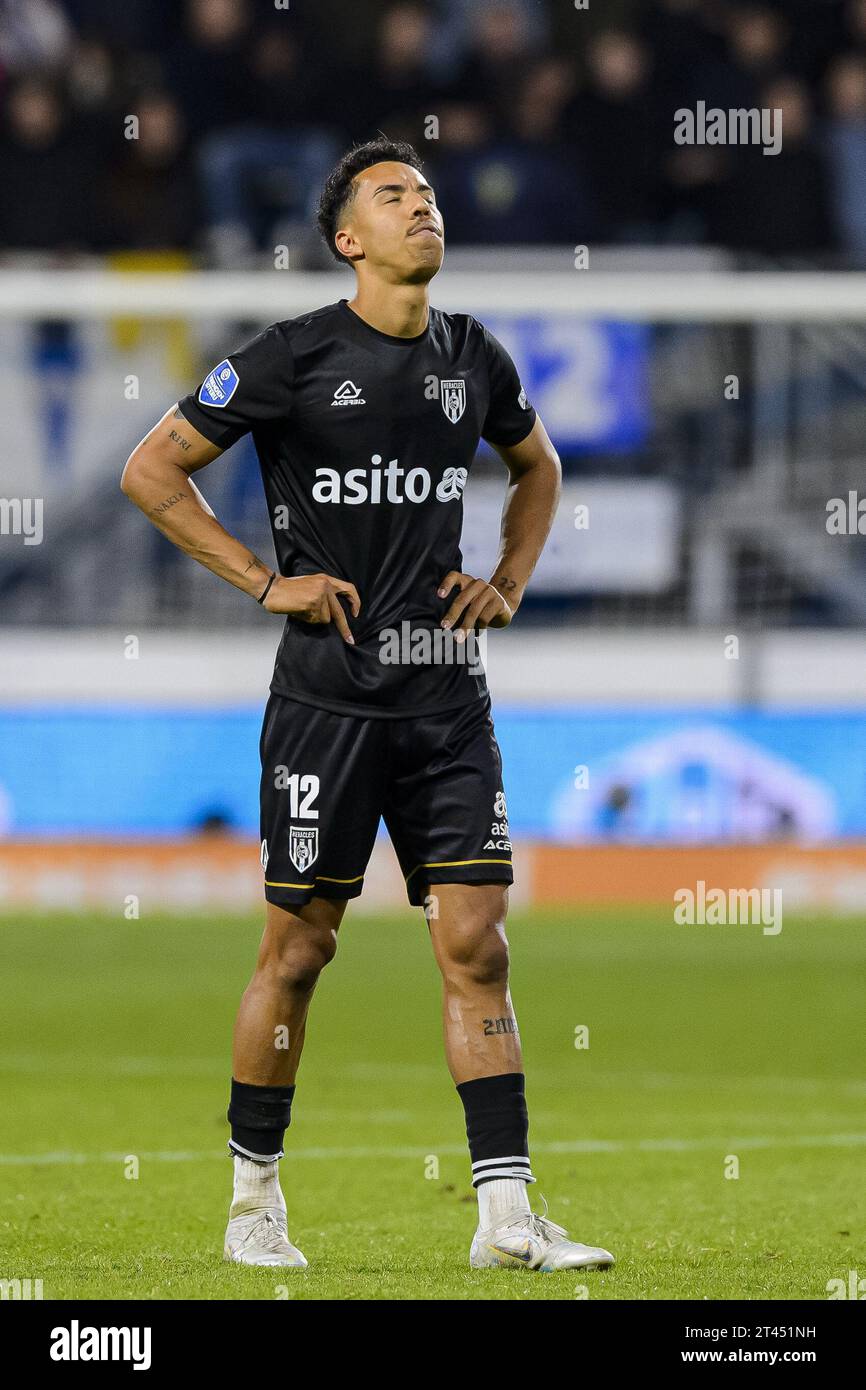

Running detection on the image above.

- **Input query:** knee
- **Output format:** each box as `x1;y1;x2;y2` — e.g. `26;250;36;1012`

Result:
440;920;510;989
260;928;337;995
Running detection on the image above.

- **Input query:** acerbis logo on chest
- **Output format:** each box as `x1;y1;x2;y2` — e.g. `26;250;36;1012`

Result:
331;380;366;406
312;455;468;505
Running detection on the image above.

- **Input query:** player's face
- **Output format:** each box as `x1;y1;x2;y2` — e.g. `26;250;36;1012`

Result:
337;161;444;283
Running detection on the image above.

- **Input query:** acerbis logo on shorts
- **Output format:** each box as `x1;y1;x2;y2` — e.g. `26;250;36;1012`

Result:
312;455;467;505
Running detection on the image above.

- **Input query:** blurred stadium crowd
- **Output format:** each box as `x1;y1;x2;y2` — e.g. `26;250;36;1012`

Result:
3;0;866;263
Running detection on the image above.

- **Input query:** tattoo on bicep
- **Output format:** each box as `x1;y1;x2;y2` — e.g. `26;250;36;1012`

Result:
482;1017;518;1036
152;491;187;515
168;429;192;451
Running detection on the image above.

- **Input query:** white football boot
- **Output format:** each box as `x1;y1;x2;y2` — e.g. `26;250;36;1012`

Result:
470;1209;614;1272
223;1155;307;1268
224;1207;307;1267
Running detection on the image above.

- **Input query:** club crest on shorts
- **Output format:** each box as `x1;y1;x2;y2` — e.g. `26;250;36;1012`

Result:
289;825;318;874
440;378;466;424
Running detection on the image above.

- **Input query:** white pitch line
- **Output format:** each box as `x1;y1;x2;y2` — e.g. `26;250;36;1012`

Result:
1;1134;865;1167
2;1056;865;1098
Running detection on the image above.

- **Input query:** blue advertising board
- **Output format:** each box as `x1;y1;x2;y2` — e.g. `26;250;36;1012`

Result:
483;316;650;453
1;706;864;842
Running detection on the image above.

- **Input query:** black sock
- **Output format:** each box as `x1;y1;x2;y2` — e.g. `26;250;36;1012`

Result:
456;1071;534;1187
227;1078;295;1162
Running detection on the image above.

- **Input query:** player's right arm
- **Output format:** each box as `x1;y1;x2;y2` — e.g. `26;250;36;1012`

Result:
121;406;359;642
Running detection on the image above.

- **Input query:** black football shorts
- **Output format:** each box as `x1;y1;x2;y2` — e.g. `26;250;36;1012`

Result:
259;693;514;909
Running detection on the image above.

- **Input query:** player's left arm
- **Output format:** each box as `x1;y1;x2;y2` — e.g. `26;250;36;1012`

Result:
439;416;561;638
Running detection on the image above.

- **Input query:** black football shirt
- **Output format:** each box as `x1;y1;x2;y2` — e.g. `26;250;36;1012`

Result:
177;299;536;718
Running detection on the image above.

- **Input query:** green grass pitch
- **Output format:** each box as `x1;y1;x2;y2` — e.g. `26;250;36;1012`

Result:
1;905;863;1300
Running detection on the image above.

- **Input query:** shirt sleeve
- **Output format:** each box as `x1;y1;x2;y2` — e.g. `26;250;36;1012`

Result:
175;323;294;450
479;323;537;447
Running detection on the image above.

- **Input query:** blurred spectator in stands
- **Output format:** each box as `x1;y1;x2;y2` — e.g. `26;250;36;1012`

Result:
66;36;115;114
641;0;719;111
446;0;541;133
0;0;71;76
63;36;123;167
712;76;835;257
166;0;252;139
0;0;862;259
60;0;178;54
427;0;549;78
100;90;198;251
650;2;729;242
652;3;791;241
430;82;594;245
429;100;489;154
244;19;329;129
550;0;641;63
514;54;575;142
567;31;660;240
766;0;843;84
0;74;93;247
722;1;836;91
194;13;337;264
723;4;790;92
842;0;866;51
339;1;443;144
825;53;866;265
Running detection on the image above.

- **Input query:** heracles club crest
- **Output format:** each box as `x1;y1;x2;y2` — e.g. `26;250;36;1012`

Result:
440;378;466;424
289;825;318;874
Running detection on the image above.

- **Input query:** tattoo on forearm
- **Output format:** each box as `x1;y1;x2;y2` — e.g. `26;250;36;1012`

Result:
243;556;268;577
168;429;191;451
495;577;519;594
482;1017;519;1036
152;491;187;515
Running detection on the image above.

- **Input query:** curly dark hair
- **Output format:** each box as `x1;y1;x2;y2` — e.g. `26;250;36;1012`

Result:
317;137;425;265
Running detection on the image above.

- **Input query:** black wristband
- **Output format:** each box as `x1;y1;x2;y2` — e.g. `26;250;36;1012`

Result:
257;572;277;605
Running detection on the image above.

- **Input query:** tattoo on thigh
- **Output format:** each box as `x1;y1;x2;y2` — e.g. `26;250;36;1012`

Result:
482;1017;518;1036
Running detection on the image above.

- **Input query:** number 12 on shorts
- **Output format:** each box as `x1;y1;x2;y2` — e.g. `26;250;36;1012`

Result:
275;770;320;820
